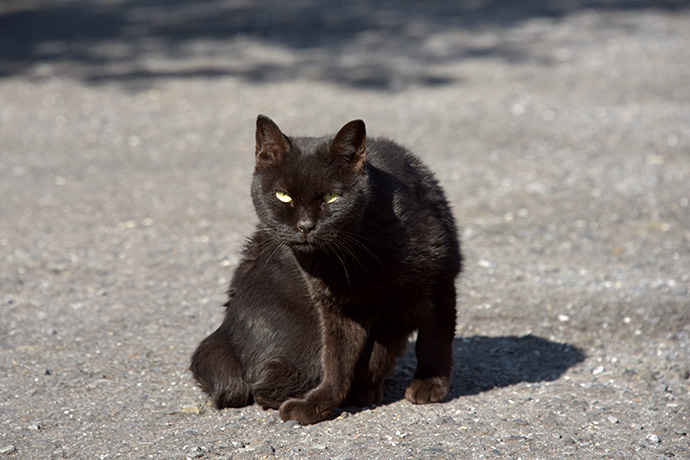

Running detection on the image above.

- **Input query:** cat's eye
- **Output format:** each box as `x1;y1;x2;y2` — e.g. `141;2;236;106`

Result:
323;192;339;204
275;191;292;203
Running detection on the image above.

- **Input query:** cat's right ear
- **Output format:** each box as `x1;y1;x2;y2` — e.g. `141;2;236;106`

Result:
255;115;290;168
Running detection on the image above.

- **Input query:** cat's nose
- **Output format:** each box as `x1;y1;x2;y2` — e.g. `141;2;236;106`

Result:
296;218;316;234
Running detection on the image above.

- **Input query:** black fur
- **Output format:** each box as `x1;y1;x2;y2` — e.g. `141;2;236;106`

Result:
190;115;462;424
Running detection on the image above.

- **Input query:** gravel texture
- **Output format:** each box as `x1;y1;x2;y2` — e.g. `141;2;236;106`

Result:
1;1;689;459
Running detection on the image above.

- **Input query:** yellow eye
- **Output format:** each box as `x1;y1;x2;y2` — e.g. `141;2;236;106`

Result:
275;191;292;203
323;192;339;204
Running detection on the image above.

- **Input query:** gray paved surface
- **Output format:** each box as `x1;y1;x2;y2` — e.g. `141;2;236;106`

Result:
1;1;689;458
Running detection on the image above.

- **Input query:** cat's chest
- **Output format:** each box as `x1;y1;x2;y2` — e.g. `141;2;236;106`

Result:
291;254;365;304
297;259;355;301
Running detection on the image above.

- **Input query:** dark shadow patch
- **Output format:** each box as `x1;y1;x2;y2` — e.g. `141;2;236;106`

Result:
382;334;586;403
1;0;687;88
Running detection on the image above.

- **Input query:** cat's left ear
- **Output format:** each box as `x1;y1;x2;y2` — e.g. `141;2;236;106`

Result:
328;119;366;171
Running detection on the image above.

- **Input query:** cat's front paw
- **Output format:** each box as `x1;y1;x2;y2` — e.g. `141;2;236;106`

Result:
279;398;327;425
405;376;450;404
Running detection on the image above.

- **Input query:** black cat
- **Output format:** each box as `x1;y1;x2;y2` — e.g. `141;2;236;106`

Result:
190;115;462;425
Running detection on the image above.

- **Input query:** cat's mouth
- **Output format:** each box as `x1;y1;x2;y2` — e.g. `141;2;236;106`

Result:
290;240;315;251
287;236;319;252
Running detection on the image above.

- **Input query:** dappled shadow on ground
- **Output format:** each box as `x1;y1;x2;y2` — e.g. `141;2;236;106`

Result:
382;334;585;404
1;0;687;89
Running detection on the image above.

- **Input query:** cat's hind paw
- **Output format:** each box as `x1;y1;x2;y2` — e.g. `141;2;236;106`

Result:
405;376;450;404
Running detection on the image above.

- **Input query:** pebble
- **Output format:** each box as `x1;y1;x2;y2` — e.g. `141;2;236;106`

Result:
0;446;16;455
436;415;455;424
188;446;206;458
646;434;661;444
256;442;275;457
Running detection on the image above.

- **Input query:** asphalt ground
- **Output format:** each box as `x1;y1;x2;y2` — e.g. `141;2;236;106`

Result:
1;1;689;459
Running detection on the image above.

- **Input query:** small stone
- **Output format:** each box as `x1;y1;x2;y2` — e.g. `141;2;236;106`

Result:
0;446;16;455
608;416;619;424
180;406;200;415
263;415;278;426
436;415;455;424
189;447;206;458
284;420;300;428
646;434;661;444
188;446;206;458
1;296;15;305
256;442;275;457
48;263;67;274
673;428;687;436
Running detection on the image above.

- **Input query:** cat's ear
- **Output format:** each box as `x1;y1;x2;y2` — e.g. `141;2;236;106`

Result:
328;119;366;171
255;115;290;168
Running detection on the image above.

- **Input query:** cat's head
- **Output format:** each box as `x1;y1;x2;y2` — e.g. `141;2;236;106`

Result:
250;115;369;252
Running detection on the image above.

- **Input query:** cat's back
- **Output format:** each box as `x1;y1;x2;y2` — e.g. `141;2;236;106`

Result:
365;136;461;273
365;137;418;176
366;137;455;223
366;137;445;201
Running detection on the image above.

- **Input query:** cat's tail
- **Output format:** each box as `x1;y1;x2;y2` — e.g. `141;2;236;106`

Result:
190;329;252;409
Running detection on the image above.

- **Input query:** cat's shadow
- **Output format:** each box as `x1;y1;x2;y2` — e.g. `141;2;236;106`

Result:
378;334;585;405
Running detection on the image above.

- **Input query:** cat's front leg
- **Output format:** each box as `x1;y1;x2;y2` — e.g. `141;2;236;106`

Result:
279;306;367;424
406;278;457;404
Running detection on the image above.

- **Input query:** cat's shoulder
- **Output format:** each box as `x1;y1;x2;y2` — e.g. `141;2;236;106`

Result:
231;229;297;277
367;136;411;161
367;136;434;183
367;137;413;168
